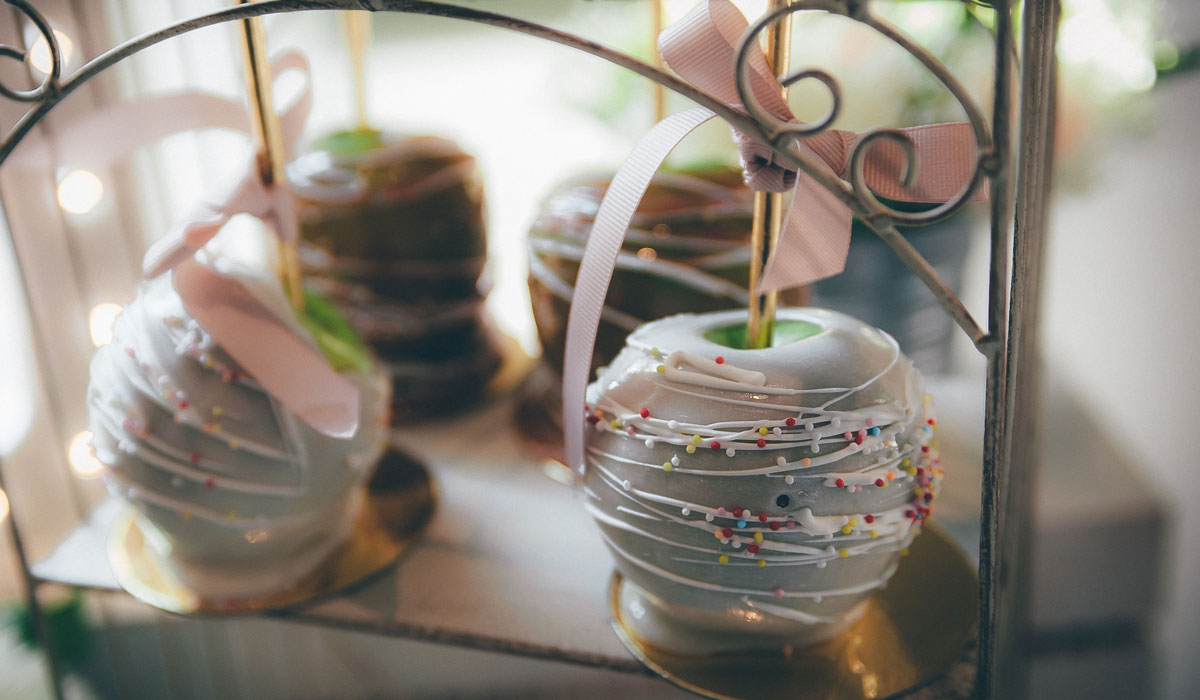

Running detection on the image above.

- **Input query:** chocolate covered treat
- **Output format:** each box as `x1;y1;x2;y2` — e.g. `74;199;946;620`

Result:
289;131;502;421
528;166;809;376
582;308;941;653
88;267;390;601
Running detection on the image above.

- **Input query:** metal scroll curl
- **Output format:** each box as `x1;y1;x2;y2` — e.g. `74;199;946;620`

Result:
0;0;62;102
732;0;995;344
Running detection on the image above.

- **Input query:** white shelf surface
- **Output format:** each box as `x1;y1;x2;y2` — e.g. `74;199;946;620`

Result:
35;371;1152;673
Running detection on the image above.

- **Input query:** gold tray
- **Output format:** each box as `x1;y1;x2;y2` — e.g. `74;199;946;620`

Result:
609;523;977;700
108;447;436;614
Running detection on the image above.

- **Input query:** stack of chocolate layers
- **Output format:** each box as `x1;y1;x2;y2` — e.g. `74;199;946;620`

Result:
291;133;501;422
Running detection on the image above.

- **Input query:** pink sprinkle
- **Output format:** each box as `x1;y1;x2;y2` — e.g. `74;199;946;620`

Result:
843;432;853;441
717;507;727;516
189;452;200;464
773;587;784;599
865;418;874;428
626;426;636;435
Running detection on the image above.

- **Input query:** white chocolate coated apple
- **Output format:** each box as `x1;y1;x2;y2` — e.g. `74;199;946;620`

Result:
87;269;389;600
583;308;941;652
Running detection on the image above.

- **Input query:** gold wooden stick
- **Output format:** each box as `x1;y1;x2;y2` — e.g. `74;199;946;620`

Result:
746;1;792;349
236;1;304;309
652;0;666;123
344;11;372;130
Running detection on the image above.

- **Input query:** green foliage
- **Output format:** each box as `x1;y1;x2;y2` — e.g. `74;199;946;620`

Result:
2;591;91;672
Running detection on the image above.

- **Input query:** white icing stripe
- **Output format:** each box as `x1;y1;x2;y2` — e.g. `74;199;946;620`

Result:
663;350;766;390
741;597;839;624
598;529;901;600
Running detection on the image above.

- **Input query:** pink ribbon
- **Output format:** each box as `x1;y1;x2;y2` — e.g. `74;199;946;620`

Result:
561;0;988;474
14;52;361;438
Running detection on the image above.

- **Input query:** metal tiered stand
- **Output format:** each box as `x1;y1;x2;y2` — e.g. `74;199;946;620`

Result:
0;1;1059;698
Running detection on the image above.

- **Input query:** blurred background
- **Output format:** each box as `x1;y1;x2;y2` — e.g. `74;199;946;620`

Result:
0;0;1197;698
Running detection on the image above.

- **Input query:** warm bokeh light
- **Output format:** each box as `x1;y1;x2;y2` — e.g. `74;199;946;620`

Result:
68;430;104;477
0;487;8;523
27;29;74;77
56;169;104;215
88;302;123;347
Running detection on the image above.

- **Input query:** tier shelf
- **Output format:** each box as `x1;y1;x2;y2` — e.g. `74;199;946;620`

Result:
30;375;986;684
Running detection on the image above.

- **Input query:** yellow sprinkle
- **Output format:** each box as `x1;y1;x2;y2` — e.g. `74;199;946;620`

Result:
686;445;697;454
880;481;888;488
801;458;812;467
610;419;621;429
651;347;660;356
906;467;918;477
913;486;924;496
202;358;216;369
931;440;939;449
840;549;850;558
849;519;858;527
900;548;910;557
758;426;768;436
656;365;666;374
226;512;238;520
756;559;766;568
901;458;911;467
663;462;674;472
841;525;853;535
754;532;763;543
228;439;240;450
691;434;702;445
211;406;224;416
719;554;729;564
869;530;879;538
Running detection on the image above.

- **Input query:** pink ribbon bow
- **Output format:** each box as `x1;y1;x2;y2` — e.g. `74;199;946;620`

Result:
14;52;360;438
561;0;988;474
660;0;986;290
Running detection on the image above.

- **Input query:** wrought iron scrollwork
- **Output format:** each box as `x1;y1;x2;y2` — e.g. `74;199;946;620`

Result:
0;0;62;102
0;2;1028;698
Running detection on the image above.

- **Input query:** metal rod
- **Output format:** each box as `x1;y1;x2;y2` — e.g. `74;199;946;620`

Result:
0;458;66;700
994;2;1061;698
235;0;304;309
977;1;1017;697
746;0;791;349
344;10;371;129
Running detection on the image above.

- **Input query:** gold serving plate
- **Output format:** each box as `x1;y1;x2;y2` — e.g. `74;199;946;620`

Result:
609;523;977;700
108;447;436;615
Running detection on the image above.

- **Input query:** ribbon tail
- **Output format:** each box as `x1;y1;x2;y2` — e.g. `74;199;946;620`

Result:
174;258;360;438
757;176;853;293
142;168;269;278
561;108;715;477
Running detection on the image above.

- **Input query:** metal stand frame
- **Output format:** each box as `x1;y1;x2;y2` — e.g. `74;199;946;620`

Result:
0;2;1059;698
